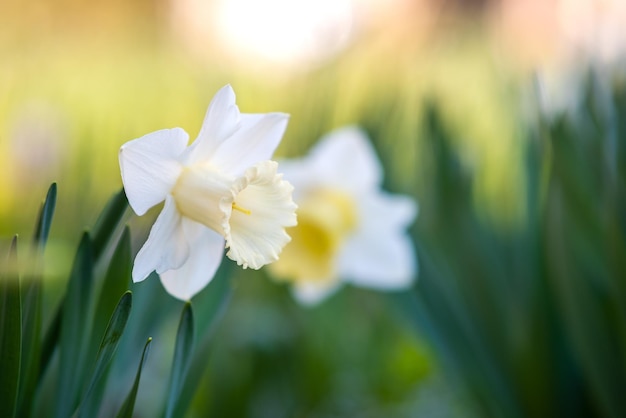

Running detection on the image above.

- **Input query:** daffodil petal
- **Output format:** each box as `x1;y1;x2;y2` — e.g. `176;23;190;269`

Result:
132;196;189;283
339;232;416;289
339;193;417;289
307;126;383;193
363;192;418;232
212;112;289;176
225;161;297;269
185;85;241;164
159;220;225;300
291;279;342;306
119;128;188;215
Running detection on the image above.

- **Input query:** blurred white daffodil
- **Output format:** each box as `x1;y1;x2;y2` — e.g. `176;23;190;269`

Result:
270;127;417;305
119;85;297;300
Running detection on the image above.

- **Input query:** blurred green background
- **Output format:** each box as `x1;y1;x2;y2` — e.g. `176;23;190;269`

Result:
2;0;626;417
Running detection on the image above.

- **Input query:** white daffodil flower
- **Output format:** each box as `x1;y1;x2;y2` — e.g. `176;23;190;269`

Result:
119;85;297;300
269;127;417;305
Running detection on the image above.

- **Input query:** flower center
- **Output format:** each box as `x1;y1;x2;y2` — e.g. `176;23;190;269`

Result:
171;165;235;235
269;188;358;283
232;202;251;215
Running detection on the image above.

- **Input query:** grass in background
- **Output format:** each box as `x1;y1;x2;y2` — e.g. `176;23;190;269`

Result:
393;69;626;418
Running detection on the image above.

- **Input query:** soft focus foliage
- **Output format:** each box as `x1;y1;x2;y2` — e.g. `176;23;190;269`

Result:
396;70;626;418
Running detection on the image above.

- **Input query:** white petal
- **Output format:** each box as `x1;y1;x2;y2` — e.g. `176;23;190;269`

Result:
338;192;418;289
185;85;241;164
132;196;189;283
225;161;297;269
306;126;383;193
291;280;342;306
362;192;418;232
119;128;188;215
159;220;225;300
339;232;416;289
212;113;289;176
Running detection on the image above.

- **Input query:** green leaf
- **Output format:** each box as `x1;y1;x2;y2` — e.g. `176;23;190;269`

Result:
91;188;129;260
165;302;195;418
545;191;626;418
0;237;21;418
40;193;130;380
75;291;132;418
173;267;232;417
17;303;39;417
37;189;129;414
85;227;132;374
74;227;133;416
33;183;57;249
18;183;57;417
193;262;234;333
116;337;152;418
37;305;61;385
38;190;129;417
55;233;94;418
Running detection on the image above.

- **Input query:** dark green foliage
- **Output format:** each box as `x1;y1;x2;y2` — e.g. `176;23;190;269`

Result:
55;232;94;418
18;183;56;417
33;184;57;250
40;190;131;381
0;237;21;418
172;263;233;418
394;72;626;418
92;188;130;261
165;302;195;418
79;227;133;415
77;291;133;418
1;186;163;418
116;337;152;418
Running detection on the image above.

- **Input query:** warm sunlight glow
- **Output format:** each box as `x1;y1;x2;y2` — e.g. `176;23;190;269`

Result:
170;0;411;69
215;0;353;65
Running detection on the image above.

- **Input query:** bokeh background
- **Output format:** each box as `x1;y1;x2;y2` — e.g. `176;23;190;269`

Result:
2;0;626;417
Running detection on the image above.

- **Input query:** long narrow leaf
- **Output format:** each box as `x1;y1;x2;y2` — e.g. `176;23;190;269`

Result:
55;233;94;418
38;306;61;383
33;183;57;249
40;193;130;379
88;227;132;359
0;237;21;418
116;337;152;418
18;183;57;417
173;268;232;417
165;303;195;418
92;188;129;260
76;227;133;417
75;291;133;418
